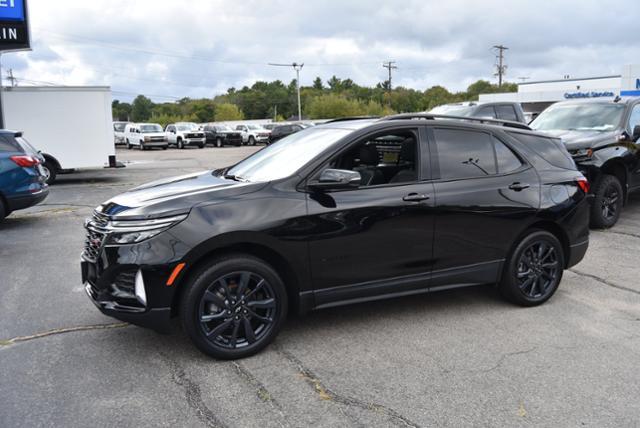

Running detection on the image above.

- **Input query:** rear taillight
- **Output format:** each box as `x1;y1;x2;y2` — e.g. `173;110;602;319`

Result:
575;177;590;194
10;155;40;167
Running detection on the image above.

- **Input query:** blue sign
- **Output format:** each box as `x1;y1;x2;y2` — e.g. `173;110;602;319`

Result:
564;91;616;99
0;0;24;21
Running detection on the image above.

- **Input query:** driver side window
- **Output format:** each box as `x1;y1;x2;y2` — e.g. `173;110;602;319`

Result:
330;129;419;187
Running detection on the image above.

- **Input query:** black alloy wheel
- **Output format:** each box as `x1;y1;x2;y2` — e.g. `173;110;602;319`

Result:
590;174;623;228
500;230;564;306
182;255;287;359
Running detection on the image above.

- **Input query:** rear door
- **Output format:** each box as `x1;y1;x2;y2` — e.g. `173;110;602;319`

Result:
428;126;540;289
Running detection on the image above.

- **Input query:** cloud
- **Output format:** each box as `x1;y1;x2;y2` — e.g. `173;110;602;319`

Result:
3;0;639;101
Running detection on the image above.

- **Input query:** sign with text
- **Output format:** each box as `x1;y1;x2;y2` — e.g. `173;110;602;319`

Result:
0;0;29;52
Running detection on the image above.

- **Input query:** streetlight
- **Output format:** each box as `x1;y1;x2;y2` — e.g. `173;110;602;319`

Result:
268;62;304;120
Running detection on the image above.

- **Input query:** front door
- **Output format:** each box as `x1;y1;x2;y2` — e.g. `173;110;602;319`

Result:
305;126;436;307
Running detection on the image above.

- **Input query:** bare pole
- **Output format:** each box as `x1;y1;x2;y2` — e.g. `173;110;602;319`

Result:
492;45;508;87
382;61;397;107
268;62;304;120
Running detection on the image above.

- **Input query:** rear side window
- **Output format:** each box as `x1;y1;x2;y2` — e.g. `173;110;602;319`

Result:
0;135;19;152
434;128;497;179
494;137;522;173
509;132;575;170
475;106;496;118
496;105;518;121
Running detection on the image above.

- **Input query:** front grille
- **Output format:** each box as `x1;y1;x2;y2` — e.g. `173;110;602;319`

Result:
186;133;203;139
83;211;109;262
150;136;166;142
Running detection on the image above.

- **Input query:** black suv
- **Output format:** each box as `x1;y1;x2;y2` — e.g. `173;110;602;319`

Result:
203;124;243;147
430;102;527;124
269;123;304;144
82;115;590;359
530;98;640;228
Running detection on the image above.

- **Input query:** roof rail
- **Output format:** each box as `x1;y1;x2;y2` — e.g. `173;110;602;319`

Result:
380;113;532;130
324;116;380;124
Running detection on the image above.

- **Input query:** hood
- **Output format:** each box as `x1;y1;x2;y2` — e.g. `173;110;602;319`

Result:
141;132;166;138
98;171;266;219
540;129;620;150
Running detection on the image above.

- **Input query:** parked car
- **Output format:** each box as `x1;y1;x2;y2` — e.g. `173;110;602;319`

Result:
113;121;130;145
269;123;305;144
82;114;590;359
261;123;277;131
235;124;270;145
203;124;243;147
430;101;527;124
0;131;48;221
124;123;168;150
166;123;205;149
530;97;640;228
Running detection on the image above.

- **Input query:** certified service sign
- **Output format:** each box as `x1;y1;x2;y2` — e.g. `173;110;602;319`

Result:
0;0;30;52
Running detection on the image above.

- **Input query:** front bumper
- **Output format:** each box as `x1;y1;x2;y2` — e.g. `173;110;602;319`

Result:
185;138;205;146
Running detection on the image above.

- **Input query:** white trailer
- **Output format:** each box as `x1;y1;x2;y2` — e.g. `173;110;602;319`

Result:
2;86;119;183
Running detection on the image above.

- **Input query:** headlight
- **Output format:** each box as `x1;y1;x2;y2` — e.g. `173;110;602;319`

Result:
103;214;188;244
570;148;593;159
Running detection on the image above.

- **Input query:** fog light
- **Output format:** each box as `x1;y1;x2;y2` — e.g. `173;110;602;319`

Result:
135;269;147;306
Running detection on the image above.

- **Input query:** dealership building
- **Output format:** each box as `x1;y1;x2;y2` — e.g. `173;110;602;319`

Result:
479;64;640;114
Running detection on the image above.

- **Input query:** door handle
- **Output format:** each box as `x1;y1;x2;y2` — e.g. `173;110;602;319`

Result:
403;193;430;202
508;182;530;191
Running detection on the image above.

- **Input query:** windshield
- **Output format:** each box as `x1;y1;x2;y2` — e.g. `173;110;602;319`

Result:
177;123;199;131
226;128;351;182
217;125;232;131
531;103;625;131
430;105;474;116
247;124;263;130
114;123;127;132
140;124;163;133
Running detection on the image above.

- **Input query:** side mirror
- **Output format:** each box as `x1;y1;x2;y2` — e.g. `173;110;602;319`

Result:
633;125;640;142
309;169;361;191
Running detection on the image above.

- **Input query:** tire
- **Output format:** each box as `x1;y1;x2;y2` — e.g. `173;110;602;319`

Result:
127;139;132;150
249;136;256;146
162;146;168;150
216;137;223;148
139;141;145;150
499;230;564;307
198;143;204;149
181;254;288;359
0;197;6;222
590;174;623;229
42;159;57;185
177;139;184;149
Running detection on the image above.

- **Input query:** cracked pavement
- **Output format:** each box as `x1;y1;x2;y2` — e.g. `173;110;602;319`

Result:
1;146;640;427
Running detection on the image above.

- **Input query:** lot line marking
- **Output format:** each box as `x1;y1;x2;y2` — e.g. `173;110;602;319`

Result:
0;323;129;347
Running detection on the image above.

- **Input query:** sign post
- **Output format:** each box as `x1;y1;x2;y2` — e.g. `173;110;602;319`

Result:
0;0;31;128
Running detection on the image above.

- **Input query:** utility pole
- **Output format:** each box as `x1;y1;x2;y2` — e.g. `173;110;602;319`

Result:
8;68;16;87
492;45;508;87
268;62;304;120
382;61;397;107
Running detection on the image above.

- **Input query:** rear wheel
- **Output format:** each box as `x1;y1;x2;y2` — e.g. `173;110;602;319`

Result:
0;197;6;222
500;230;564;306
41;159;57;185
181;255;288;359
590;174;623;229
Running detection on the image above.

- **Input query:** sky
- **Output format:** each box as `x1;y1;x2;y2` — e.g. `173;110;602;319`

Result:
4;0;640;102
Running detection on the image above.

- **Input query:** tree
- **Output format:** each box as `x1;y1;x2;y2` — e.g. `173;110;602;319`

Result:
112;100;132;121
131;95;153;122
312;77;324;90
306;94;363;119
327;75;342;91
214;103;244;121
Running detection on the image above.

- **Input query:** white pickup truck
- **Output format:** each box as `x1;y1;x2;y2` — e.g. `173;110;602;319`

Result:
166;122;205;149
235;124;270;145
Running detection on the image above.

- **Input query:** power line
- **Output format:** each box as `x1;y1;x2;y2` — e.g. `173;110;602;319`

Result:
492;45;508;87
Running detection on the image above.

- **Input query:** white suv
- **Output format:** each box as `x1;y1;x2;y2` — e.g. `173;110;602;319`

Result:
166;122;206;149
235;124;270;145
124;123;168;150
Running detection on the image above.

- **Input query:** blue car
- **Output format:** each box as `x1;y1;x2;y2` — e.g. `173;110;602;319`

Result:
0;130;49;221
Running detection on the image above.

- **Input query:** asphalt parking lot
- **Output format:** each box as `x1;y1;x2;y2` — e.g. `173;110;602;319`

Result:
1;145;639;427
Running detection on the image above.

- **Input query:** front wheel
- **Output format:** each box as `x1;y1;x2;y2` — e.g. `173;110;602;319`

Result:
590;174;623;229
500;230;564;307
177;139;184;149
181;255;288;359
216;137;223;148
248;136;256;146
126;139;132;150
